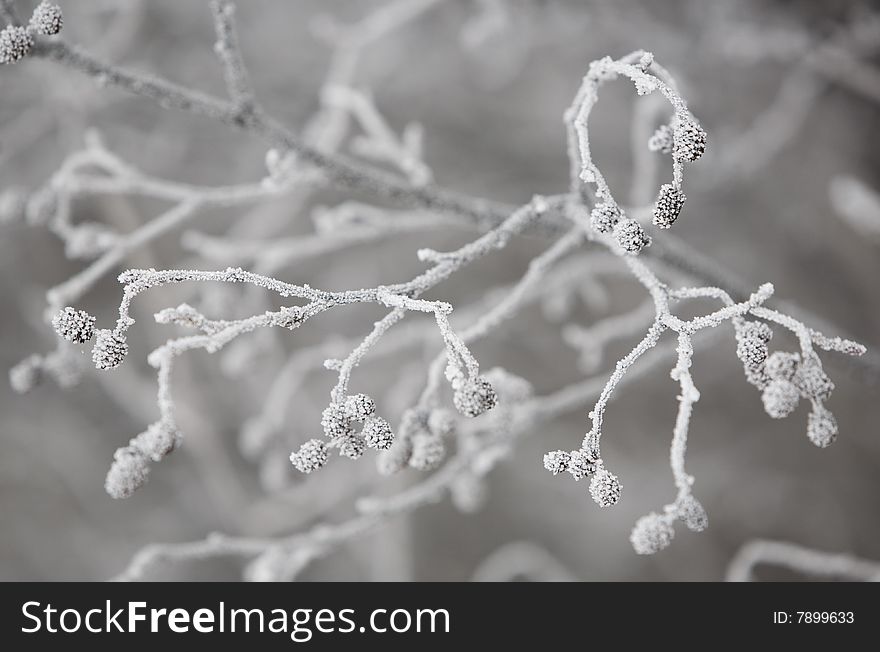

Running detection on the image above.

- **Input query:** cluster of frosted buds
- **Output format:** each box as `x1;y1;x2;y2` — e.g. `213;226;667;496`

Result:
612;218;651;255
0;3;63;65
544;447;620;507
52;307;96;344
589;202;621;234
452;375;498;418
289;438;329;474
376;407;458;474
736;322;842;448
652;183;686;229
291;393;395;473
91;329;128;370
629;494;708;555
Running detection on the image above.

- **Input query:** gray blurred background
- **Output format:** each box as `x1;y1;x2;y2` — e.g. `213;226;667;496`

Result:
1;0;878;581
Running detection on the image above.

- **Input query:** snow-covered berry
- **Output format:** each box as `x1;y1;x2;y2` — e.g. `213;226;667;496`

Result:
630;512;675;555
543;450;570;476
652;183;686;229
0;26;34;65
29;2;63;36
590;467;622;507
761;378;800;419
613;217;650;255
344;393;375;421
453;375;498;417
92;329;128;370
290;438;329;474
567;449;598;480
675;494;708;532
362;415;394;450
806;405;838;448
736;321;772;372
52;306;96;344
409;433;446;471
105;447;150;499
589;202;621;234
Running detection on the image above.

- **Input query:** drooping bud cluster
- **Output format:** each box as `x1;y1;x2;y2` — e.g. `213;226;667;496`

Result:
291;393;396;474
105;448;150;499
761;378;800;419
52;307;96;344
613;217;651;255
0;3;63;65
674;494;708;532
806;405;838;448
735;320;773;386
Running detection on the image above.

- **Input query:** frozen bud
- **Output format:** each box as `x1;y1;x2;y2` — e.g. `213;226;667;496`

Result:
735;322;772;371
652;183;686;229
589;202;621;234
590;468;622;507
290;438;329;474
362;415;394;450
675;494;708;532
630;513;675;555
377;437;413;476
673;115;707;162
613;218;651;255
409;433;446;471
761;378;800;419
567;449;598;480
0;188;27;224
648;124;674;154
543;450;570;476
765;351;800;381
453;375;498;417
320;403;351;440
344;393;376;422
92;329;128;370
793;362;834;401
427;408;456;438
0;26;34;65
29;2;63;35
337;434;367;460
131;422;180;462
806;405;838;448
9;355;43;394
105;447;150;499
52;306;96;344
